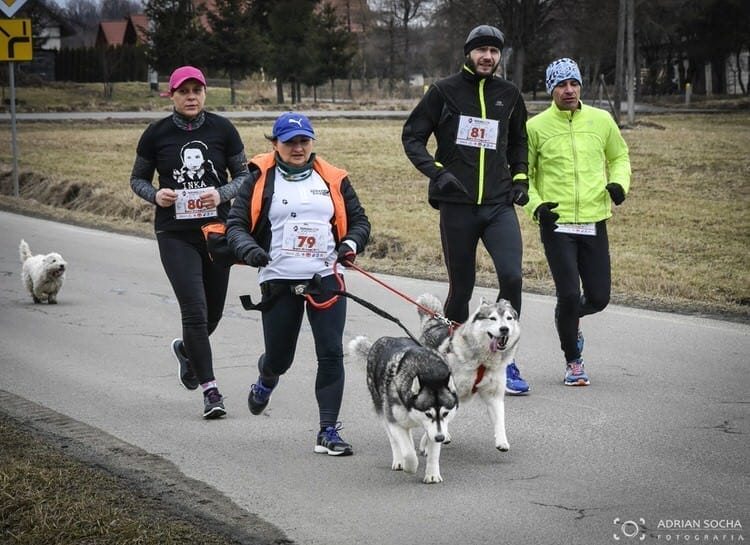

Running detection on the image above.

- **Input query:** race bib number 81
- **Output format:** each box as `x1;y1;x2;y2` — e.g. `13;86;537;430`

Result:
456;115;499;150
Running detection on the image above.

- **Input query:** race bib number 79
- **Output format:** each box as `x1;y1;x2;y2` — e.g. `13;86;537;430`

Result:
281;221;329;258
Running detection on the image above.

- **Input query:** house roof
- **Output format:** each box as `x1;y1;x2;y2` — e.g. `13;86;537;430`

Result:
127;14;149;44
96;20;127;47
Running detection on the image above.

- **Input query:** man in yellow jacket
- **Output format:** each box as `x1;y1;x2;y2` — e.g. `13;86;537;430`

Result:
525;57;631;386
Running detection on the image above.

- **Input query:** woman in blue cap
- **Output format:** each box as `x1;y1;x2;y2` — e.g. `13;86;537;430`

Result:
226;112;370;456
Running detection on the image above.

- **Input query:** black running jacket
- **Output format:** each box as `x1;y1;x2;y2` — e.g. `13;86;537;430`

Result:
402;66;528;209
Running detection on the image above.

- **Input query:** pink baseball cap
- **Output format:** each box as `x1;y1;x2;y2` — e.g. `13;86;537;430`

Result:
169;66;206;92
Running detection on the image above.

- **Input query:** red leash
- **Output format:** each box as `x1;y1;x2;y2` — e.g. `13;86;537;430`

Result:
346;262;460;329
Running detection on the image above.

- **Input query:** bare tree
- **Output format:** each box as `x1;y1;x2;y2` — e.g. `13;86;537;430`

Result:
371;0;433;92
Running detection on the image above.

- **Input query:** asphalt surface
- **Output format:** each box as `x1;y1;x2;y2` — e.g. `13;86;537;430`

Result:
1;211;748;545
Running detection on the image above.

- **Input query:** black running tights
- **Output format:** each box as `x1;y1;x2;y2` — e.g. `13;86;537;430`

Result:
540;220;611;362
439;202;523;322
157;230;230;384
259;274;347;429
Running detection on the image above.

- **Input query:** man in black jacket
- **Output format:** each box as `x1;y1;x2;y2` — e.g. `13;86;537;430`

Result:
402;25;531;395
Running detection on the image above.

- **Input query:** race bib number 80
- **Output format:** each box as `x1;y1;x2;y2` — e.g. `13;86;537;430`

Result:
175;188;218;220
456;115;499;150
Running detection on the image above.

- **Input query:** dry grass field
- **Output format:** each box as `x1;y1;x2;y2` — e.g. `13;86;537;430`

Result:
1;112;748;320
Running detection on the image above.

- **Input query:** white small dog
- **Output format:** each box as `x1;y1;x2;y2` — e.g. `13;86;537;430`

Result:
19;239;67;304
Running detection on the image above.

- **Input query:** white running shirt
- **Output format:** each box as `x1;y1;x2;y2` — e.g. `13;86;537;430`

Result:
259;168;338;283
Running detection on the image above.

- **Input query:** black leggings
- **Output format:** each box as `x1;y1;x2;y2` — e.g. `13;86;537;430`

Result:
258;274;347;428
540;221;611;362
157;230;231;384
439;202;523;322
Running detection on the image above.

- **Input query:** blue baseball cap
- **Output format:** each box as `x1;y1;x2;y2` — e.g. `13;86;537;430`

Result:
272;113;316;142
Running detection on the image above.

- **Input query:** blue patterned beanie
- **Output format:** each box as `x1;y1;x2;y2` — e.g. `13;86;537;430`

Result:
545;58;582;94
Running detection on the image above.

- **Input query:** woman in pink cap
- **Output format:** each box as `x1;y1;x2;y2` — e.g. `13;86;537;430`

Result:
129;66;251;419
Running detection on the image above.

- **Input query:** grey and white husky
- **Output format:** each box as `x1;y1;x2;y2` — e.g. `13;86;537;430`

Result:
417;293;521;452
348;336;458;484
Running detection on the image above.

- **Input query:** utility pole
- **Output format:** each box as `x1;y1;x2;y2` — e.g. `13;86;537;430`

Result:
614;0;625;124
626;0;635;125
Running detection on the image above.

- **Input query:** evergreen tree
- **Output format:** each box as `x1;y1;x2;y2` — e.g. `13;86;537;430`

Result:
143;0;209;75
266;0;320;103
201;0;267;104
305;3;356;102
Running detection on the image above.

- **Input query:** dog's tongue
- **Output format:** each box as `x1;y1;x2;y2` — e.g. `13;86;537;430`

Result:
489;336;508;352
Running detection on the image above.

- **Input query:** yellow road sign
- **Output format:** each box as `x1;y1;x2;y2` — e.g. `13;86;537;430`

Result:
0;19;32;62
0;0;29;17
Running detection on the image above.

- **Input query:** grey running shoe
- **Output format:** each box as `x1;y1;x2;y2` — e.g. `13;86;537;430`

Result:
203;388;226;419
172;338;199;390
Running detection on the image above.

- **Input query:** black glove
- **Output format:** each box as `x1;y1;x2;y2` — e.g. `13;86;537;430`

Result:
336;243;356;267
606;183;626;205
433;170;467;195
509;181;529;206
244;247;271;267
535;202;560;229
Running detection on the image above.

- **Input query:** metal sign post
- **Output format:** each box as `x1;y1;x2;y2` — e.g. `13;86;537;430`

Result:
9;61;19;196
1;16;32;198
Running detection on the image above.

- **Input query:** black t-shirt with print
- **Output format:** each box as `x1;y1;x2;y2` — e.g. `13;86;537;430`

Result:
136;111;244;232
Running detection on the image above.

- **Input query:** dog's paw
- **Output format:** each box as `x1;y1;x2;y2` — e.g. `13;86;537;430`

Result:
403;453;419;474
423;472;443;484
496;442;510;452
391;459;405;471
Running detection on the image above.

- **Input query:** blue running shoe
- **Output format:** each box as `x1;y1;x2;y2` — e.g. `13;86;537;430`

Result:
248;379;274;415
564;358;590;386
505;361;530;395
314;422;353;456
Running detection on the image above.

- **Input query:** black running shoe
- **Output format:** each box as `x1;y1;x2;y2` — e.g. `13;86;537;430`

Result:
203;388;226;419
314;423;353;456
172;338;199;390
247;380;274;415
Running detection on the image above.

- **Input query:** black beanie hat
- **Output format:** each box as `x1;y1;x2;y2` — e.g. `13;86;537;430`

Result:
464;25;505;55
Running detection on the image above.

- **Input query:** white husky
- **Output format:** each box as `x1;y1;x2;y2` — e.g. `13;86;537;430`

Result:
417;293;520;452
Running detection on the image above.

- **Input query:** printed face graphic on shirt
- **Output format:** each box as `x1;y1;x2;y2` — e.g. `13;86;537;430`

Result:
173;140;219;188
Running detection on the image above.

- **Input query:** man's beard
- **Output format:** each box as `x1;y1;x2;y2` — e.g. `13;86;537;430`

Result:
466;56;499;77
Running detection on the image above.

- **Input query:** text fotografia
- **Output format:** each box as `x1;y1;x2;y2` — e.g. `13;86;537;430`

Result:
655;519;744;542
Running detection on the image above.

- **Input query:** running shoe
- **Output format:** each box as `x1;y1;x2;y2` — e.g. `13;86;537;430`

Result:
203;388;227;419
564;358;590;386
505;361;530;395
314;423;353;456
248;380;274;415
171;338;199;390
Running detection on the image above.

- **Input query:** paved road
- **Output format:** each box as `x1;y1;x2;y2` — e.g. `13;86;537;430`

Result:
1;211;748;545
